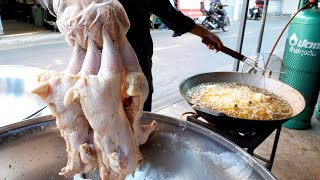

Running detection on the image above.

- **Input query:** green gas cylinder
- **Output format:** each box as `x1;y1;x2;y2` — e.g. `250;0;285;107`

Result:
281;1;320;129
316;98;320;120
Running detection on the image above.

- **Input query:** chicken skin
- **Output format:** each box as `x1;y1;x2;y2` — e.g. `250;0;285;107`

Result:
33;0;157;179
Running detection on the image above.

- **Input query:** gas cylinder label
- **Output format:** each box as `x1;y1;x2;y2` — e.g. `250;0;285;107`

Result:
288;33;320;57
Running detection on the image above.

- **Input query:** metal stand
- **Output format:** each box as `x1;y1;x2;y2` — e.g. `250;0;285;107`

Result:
256;0;270;53
233;0;250;71
0;14;4;35
186;114;282;171
252;127;281;171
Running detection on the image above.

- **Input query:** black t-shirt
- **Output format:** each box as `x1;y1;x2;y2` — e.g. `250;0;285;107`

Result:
119;0;195;90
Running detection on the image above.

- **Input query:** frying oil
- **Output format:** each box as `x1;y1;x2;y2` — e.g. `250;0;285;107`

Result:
186;82;293;120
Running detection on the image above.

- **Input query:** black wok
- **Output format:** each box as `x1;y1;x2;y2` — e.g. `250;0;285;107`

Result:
179;72;306;131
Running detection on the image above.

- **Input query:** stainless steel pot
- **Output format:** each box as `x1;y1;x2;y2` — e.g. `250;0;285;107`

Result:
0;113;275;180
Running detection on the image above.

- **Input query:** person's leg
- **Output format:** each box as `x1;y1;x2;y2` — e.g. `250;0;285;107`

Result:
216;9;226;26
258;7;263;16
249;8;254;18
218;15;225;24
143;89;152;112
140;60;153;112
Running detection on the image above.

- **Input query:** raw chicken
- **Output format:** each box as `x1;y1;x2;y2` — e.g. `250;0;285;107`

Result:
65;27;143;179
53;0;130;50
118;24;157;145
33;0;157;179
31;44;97;176
65;44;86;75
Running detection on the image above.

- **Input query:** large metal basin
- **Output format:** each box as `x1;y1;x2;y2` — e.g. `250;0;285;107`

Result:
0;65;46;127
0;113;276;180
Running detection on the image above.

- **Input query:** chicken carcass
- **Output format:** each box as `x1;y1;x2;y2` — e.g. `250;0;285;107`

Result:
65;27;143;179
118;25;157;145
53;0;130;50
31;43;97;177
34;0;157;179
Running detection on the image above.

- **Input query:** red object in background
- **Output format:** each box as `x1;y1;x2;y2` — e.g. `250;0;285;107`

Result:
309;0;318;4
179;9;202;18
177;0;203;18
255;0;264;7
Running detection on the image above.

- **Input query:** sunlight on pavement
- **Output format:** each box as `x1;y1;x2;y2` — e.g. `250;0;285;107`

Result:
54;59;63;65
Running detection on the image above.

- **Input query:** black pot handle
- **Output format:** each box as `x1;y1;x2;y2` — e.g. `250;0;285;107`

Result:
202;37;246;61
193;106;227;117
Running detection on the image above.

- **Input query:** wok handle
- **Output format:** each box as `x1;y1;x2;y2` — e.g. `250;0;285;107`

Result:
202;37;246;61
194;106;227;117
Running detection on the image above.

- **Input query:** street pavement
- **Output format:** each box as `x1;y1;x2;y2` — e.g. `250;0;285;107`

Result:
1;15;320;179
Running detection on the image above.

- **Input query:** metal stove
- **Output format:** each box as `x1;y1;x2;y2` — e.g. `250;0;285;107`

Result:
186;113;281;171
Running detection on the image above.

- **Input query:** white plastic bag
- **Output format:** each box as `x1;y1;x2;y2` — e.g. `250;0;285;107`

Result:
41;0;130;49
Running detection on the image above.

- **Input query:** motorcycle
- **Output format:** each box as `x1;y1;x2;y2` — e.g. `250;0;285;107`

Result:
198;2;230;32
249;5;263;20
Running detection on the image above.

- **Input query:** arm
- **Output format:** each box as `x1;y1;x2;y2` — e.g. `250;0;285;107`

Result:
146;0;222;50
190;24;222;50
146;0;194;37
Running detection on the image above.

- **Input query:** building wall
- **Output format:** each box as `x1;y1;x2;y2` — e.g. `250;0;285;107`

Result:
268;0;282;16
180;0;296;21
226;0;285;21
282;0;299;14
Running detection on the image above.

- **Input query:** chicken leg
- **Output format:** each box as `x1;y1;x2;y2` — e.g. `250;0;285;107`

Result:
31;43;98;177
65;44;86;75
118;25;157;145
32;78;96;176
65;27;143;179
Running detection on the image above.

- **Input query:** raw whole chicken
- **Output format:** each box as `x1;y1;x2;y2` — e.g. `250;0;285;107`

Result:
32;0;157;179
31;44;97;177
65;27;143;179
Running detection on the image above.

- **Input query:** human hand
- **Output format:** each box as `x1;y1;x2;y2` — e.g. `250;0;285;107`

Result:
190;24;223;52
203;32;223;52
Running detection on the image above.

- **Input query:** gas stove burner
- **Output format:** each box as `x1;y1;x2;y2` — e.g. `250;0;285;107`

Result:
225;129;257;137
213;125;258;137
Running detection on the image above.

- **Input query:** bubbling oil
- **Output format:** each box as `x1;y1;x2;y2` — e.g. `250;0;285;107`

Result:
186;82;293;120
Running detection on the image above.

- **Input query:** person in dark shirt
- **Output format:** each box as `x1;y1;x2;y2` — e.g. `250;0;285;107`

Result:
119;0;223;111
256;0;265;8
255;0;265;16
208;0;227;26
